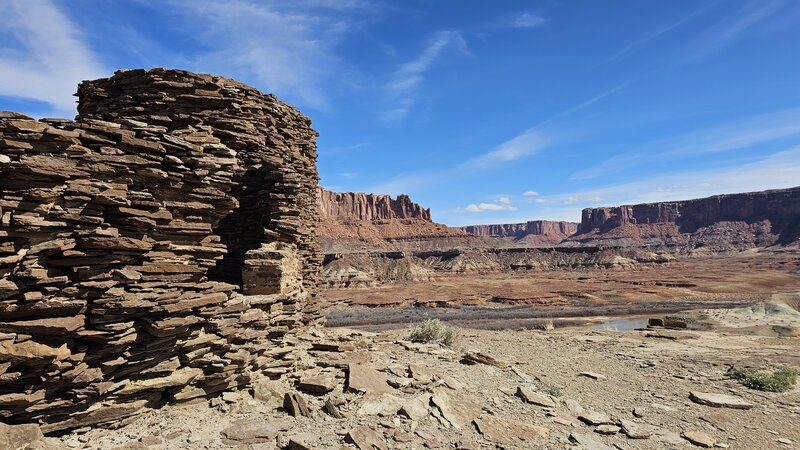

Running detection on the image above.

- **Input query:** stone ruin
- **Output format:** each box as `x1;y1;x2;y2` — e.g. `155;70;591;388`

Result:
0;68;320;432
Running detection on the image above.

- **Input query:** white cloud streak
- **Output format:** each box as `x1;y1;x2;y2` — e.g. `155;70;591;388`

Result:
539;146;800;221
603;3;714;64
168;0;369;109
461;202;518;213
459;128;548;170
533;195;604;205
382;31;468;121
512;12;546;29
684;0;788;62
458;82;628;171
0;0;106;117
572;107;800;180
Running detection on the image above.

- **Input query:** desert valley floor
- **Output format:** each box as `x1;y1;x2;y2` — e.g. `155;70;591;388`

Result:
322;250;800;329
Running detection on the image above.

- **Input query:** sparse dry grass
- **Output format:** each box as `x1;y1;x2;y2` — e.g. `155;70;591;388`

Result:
408;319;459;346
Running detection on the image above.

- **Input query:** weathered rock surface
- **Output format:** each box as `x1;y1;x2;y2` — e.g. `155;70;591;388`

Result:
461;220;578;245
473;414;548;445
298;370;338;394
578;410;614;426
284;392;311;417
569;431;615;450
347;364;393;395
0;68;320;431
220;417;294;445
516;386;556;408
689;391;754;410
0;422;44;450
571;187;800;250
430;388;482;430
682;429;716;447
346;426;388;450
318;188;432;222
317;188;464;251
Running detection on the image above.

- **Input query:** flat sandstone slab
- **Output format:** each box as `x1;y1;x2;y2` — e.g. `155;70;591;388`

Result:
689;391;754;410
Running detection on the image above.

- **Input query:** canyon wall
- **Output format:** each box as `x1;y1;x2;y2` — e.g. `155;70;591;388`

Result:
0;68;319;431
573;187;800;249
317;188;431;222
461;221;578;244
317;188;463;251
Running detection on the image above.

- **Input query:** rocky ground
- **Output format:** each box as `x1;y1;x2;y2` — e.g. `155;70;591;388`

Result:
11;302;800;450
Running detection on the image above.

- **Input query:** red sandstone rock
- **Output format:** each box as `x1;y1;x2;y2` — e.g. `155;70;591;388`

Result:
318;188;431;222
571;187;800;250
316;188;465;250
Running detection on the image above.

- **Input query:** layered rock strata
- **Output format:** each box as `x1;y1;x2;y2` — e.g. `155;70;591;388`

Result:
318;188;431;222
572;187;800;249
0;68;319;432
317;188;464;251
321;247;669;288
461;221;578;245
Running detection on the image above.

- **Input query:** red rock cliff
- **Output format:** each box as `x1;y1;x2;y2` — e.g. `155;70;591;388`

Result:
316;188;463;250
317;187;431;222
461;221;578;240
575;187;800;247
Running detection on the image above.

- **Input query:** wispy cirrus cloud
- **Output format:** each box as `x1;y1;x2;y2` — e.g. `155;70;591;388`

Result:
449;146;800;224
531;195;604;205
0;0;106;117
510;12;546;29
571;107;800;180
484;11;547;30
459;81;628;171
382;31;469;122
602;3;715;64
683;0;788;62
537;146;800;221
166;0;373;110
366;173;436;197
459;128;548;170
371;82;628;196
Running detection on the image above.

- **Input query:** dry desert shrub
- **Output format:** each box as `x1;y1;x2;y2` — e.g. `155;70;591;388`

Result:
541;382;563;397
408;318;459;346
728;366;797;393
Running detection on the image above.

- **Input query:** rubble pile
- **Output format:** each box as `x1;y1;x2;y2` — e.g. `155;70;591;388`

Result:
0;68;320;432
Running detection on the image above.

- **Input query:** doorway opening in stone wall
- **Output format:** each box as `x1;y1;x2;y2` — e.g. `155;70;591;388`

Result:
206;165;275;289
206;164;303;296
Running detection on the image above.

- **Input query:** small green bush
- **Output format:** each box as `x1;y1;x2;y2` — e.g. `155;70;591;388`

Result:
408;319;458;346
541;382;563;397
728;366;797;393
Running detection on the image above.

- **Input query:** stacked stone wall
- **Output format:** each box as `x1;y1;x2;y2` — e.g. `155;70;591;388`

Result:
0;68;320;432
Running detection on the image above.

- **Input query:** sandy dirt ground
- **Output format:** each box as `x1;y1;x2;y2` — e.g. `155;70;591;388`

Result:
30;302;800;450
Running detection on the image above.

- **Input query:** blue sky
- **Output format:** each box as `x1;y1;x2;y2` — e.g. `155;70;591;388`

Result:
1;1;799;226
